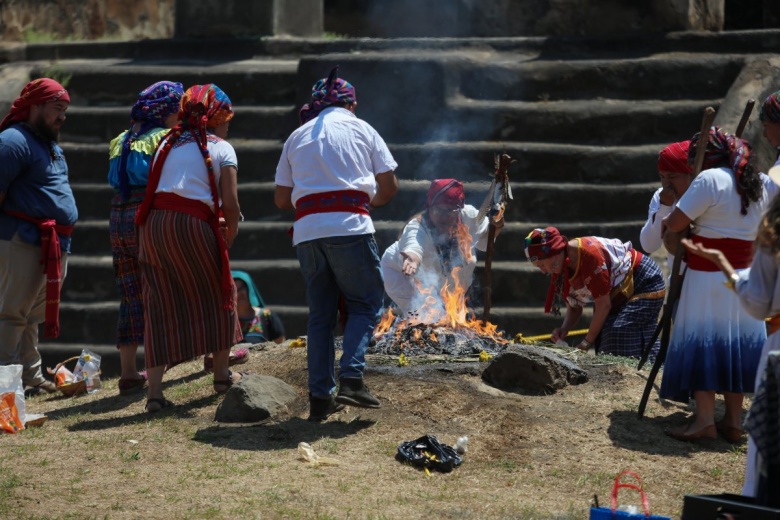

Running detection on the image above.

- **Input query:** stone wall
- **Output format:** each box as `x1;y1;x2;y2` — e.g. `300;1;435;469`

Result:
0;0;174;41
0;0;775;41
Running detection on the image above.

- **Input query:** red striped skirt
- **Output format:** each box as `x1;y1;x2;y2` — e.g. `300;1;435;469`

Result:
138;209;242;368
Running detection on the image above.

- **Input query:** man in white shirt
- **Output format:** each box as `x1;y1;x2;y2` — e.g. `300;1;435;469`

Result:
275;67;398;421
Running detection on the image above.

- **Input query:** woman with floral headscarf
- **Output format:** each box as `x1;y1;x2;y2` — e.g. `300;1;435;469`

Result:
660;126;778;442
135;84;243;412
381;179;498;321
524;226;665;358
760;89;780;169
107;81;183;396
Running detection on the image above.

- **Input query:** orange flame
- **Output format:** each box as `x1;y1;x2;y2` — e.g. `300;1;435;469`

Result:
372;217;506;343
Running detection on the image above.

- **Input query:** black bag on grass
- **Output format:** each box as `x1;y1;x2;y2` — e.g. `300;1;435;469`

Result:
396;434;463;473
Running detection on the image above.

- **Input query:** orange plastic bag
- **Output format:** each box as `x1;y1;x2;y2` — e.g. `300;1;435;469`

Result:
0;391;24;433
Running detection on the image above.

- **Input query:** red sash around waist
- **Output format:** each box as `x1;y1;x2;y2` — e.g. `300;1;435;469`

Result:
686;234;754;271
3;210;75;338
294;190;371;221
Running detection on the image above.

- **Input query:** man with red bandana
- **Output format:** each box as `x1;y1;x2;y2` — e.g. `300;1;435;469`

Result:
0;78;78;395
639;140;692;273
381;179;498;321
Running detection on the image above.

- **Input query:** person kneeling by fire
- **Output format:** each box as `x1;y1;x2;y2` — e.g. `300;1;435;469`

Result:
524;227;665;357
381;179;502;323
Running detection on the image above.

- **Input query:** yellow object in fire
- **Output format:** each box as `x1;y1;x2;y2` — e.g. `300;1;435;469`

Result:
398;353;410;366
479;350;492;362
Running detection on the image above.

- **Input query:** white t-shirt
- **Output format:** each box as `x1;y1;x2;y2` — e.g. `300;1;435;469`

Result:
275;106;398;245
677;167;777;240
155;131;238;208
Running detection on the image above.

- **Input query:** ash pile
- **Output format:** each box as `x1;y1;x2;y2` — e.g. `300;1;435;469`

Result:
369;322;509;357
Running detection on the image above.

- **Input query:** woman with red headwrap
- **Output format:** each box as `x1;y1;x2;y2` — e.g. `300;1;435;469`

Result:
524;226;665;358
381;179;500;321
135;84;243;412
660;126;778;442
639;140;692;273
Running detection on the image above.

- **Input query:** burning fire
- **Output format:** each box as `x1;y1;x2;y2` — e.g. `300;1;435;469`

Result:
373;219;506;343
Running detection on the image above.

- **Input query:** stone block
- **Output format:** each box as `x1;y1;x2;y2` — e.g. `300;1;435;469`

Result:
174;0;322;38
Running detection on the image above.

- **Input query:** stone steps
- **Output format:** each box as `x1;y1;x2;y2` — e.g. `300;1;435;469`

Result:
63;140;667;184
33;59;299;106
71;219;645;259
69;180;659;222
447;98;723;145
61;105;297;144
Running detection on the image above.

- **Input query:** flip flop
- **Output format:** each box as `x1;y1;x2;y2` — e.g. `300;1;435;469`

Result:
145;397;175;413
213;371;245;394
118;373;148;396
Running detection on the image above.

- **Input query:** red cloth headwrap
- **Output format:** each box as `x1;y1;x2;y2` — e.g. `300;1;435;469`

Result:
524;227;568;261
657;140;692;174
426;179;465;208
0;78;70;132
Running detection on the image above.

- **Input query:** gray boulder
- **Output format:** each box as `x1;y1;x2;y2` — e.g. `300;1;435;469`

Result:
215;374;297;423
482;345;588;395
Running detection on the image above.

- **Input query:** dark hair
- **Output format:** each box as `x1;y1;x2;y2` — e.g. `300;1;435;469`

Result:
736;161;763;215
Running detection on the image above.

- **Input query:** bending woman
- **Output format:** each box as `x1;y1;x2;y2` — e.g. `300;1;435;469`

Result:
524;226;665;357
136;84;243;412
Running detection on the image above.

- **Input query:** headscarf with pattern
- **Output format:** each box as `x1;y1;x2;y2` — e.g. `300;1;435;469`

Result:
524;227;571;315
760;90;780;123
136;84;235;309
0;78;70;132
298;66;357;125
689;126;753;213
116;81;184;201
657;140;692;175
426;179;465;208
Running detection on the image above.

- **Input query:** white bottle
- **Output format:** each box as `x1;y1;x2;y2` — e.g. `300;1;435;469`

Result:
83;355;101;394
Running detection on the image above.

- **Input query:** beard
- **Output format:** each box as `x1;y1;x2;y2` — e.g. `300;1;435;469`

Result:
30;113;60;142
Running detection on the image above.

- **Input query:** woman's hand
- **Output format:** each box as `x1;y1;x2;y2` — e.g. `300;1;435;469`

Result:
552;327;569;342
401;252;420;276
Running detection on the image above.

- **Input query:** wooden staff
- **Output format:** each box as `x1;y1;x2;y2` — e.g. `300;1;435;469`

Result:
482;153;513;323
637;105;715;420
637;98;754;374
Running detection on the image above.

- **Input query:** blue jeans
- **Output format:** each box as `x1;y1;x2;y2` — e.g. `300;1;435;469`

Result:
296;234;384;398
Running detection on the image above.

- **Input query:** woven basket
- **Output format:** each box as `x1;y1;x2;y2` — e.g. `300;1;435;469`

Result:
51;355;99;397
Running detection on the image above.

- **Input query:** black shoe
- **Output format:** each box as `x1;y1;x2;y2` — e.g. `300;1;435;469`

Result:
335;377;380;409
307;394;345;422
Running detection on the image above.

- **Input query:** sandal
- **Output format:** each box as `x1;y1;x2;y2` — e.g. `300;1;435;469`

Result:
716;420;745;444
213;371;244;394
118;373;148;396
145;397;174;413
203;347;249;373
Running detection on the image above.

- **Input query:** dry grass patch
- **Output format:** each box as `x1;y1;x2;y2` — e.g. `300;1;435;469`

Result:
2;344;747;519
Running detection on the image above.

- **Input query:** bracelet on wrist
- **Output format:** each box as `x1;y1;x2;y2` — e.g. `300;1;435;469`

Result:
723;272;739;291
577;339;593;351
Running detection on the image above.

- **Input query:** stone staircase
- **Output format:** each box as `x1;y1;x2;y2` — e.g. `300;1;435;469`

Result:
3;31;777;375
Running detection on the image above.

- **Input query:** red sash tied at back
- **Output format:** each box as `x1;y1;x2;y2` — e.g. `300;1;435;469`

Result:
292;189;372;330
686;234;754;271
4;210;74;338
294;190;370;221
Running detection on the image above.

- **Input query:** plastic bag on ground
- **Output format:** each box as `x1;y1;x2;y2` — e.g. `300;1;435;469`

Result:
396;434;463;473
0;365;26;433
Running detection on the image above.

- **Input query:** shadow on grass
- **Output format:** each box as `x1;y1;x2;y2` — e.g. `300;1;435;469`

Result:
46;371;206;422
192;416;378;451
607;409;739;455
